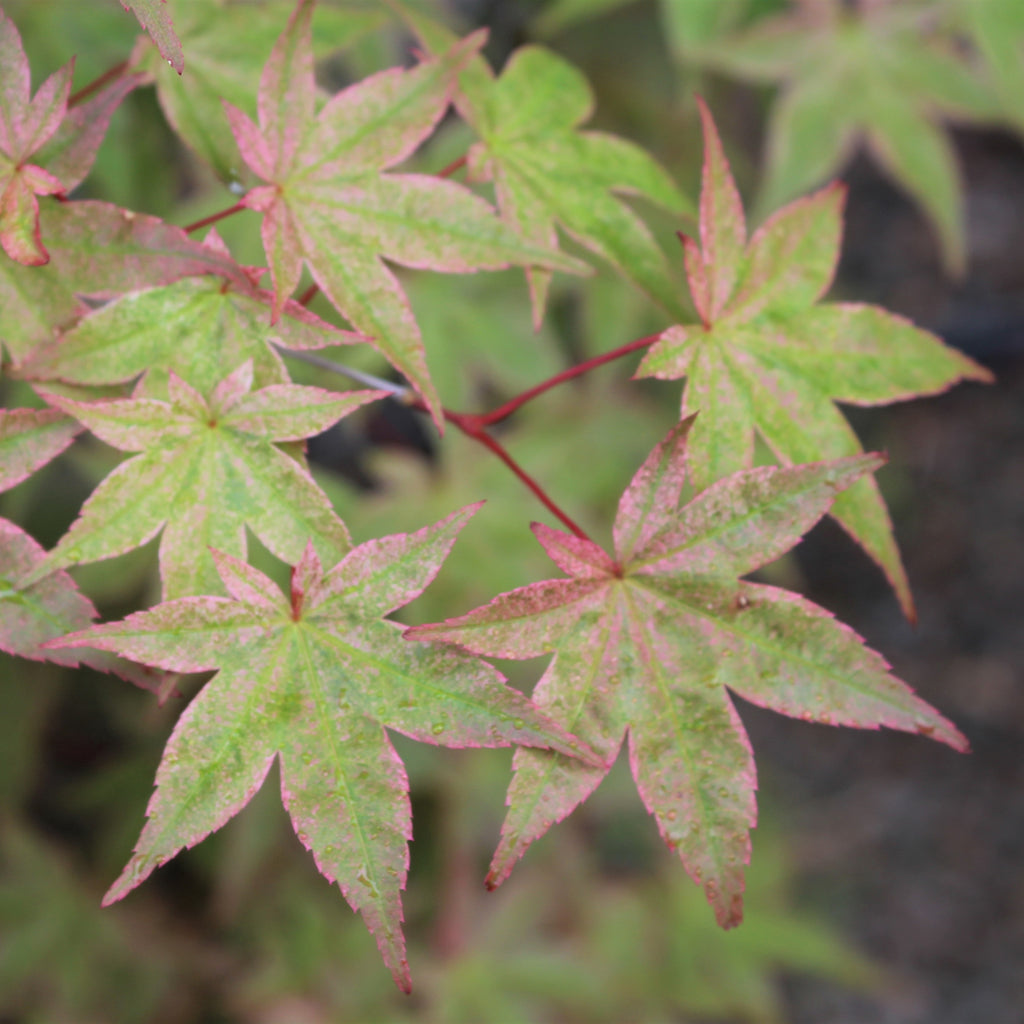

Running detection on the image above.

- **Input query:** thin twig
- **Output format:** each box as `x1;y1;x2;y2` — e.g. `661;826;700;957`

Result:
478;333;662;426
436;154;468;179
273;345;412;398
443;409;592;541
297;283;320;307
68;61;128;107
183;201;247;235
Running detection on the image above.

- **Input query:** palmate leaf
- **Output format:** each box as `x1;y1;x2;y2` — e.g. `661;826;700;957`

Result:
34;363;382;599
24;230;367;398
0;410;158;687
135;0;387;183
689;0;996;271
636;100;992;618
397;3;691;324
47;507;597;991
226;0;585;425
410;419;966;928
2;200;248;365
0;9;142;265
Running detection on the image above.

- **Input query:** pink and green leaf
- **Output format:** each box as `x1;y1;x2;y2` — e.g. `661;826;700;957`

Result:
636;103;992;618
47;509;595;990
35;368;381;598
410;424;965;926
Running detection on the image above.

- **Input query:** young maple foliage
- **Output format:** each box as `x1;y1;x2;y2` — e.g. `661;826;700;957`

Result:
224;0;584;424
398;1;692;324
47;506;597;992
24;229;367;397
0;9;142;265
409;419;966;928
0;409;158;687
34;363;382;599
636;99;992;619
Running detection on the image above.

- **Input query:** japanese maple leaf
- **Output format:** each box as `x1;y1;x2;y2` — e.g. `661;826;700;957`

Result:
34;363;382;599
0;408;158;687
24;230;367;398
0;10;143;265
224;0;585;424
409;419;967;928
690;0;996;271
2;200;248;366
133;0;387;183
635;99;992;618
46;507;596;991
397;4;691;324
121;0;184;74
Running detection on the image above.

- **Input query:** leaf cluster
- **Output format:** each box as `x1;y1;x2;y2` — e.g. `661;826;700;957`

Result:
0;0;990;993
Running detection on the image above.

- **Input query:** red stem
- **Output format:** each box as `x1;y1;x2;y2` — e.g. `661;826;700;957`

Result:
297;283;320;307
183;201;247;235
478;333;661;426
440;408;592;542
437;154;467;179
68;61;128;107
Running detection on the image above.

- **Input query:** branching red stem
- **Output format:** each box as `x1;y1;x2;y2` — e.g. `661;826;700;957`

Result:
183;202;247;235
478;333;661;426
68;61;128;107
438;408;592;541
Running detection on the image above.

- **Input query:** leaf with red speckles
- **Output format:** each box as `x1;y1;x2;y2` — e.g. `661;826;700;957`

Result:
635;100;993;619
46;506;596;991
32;363;383;599
23;229;368;398
225;0;585;425
0;411;159;689
409;419;966;928
121;0;184;74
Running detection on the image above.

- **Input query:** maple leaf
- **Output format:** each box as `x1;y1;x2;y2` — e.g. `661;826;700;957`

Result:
46;506;597;991
0;408;158;687
409;419;967;928
33;363;382;599
24;229;367;398
635;100;992;618
0;7;74;264
224;0;585;424
2;200;249;366
689;1;996;271
121;0;184;75
134;0;387;183
396;3;691;324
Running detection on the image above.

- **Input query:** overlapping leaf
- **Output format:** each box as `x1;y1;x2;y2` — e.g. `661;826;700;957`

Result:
2;200;248;365
398;4;691;324
47;506;596;990
636;100;992;617
0;407;157;687
226;0;585;424
0;9;142;265
689;0;996;271
34;363;381;598
134;0;386;183
25;229;367;398
410;419;966;927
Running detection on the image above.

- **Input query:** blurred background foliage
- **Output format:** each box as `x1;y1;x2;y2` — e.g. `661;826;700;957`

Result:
2;0;1022;1020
